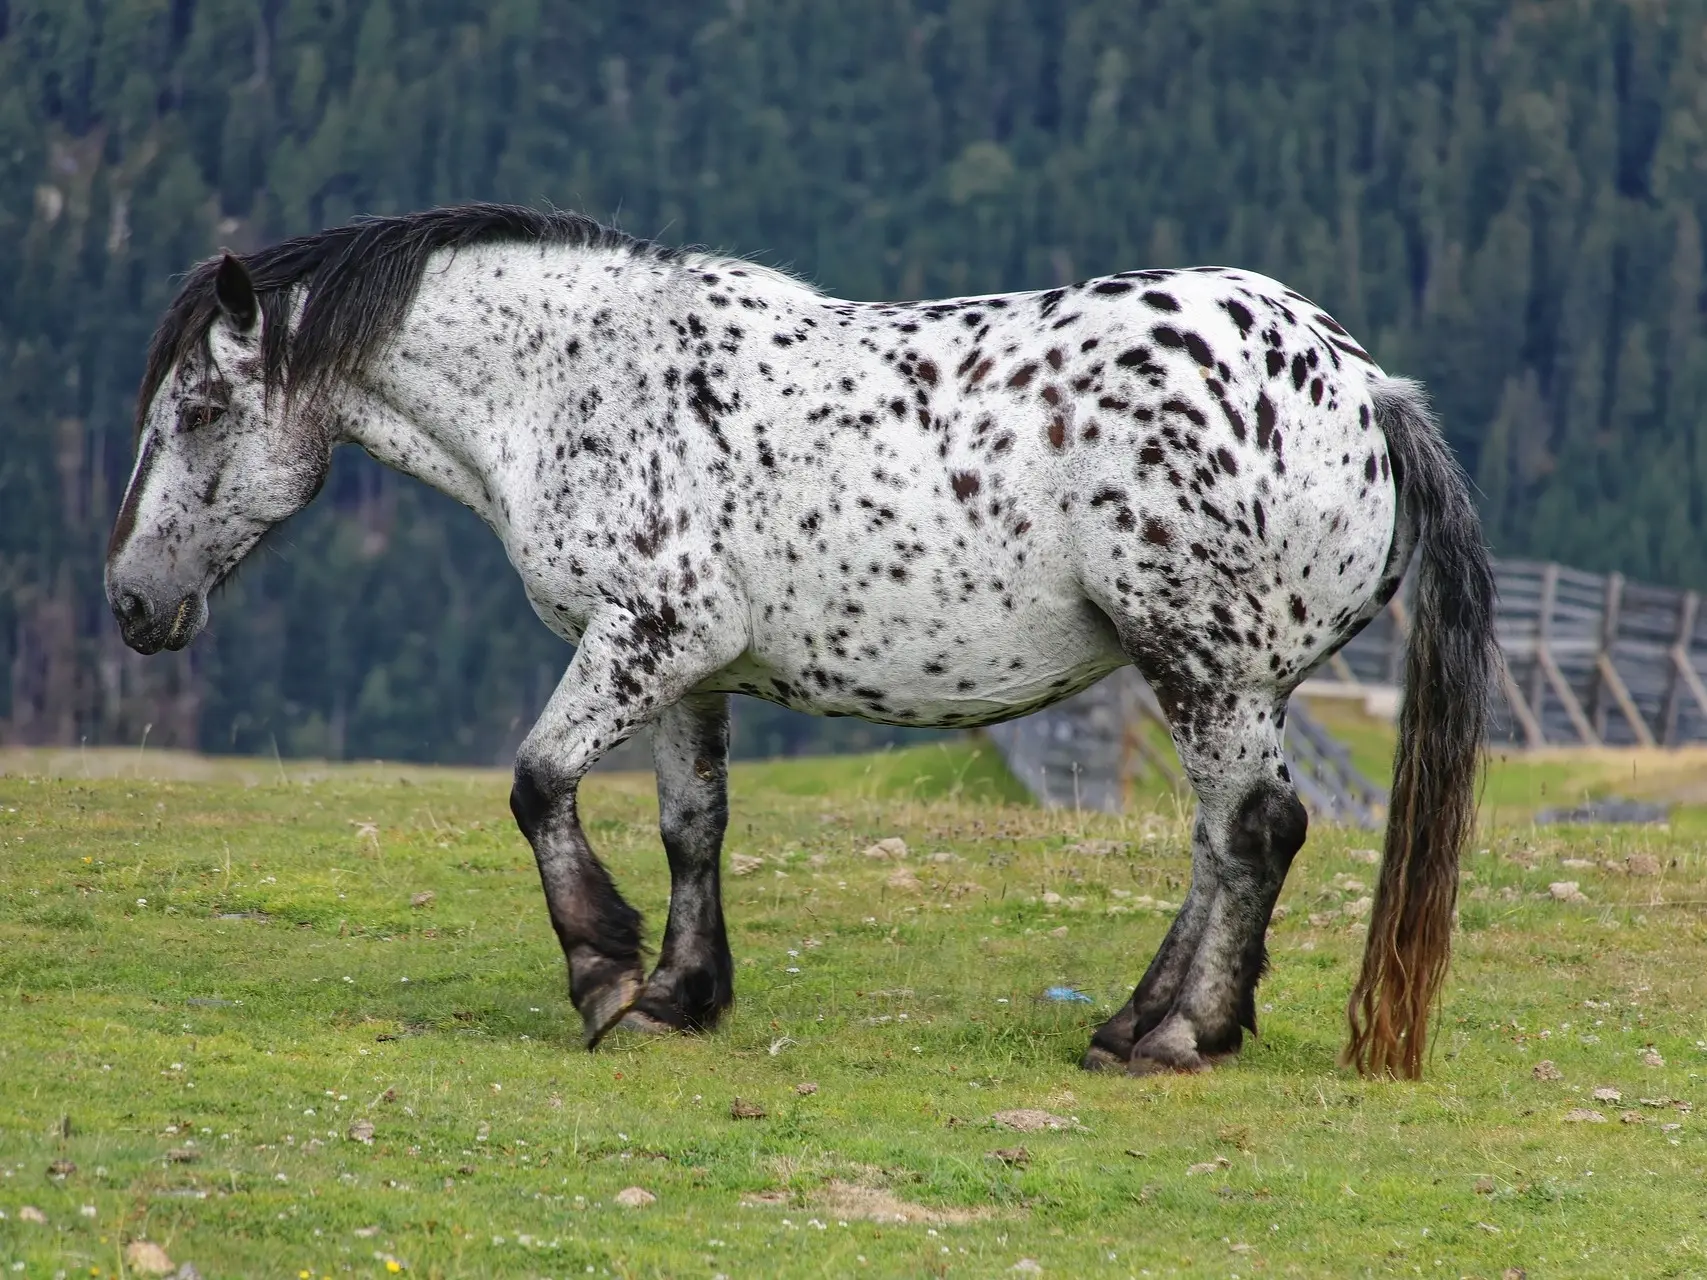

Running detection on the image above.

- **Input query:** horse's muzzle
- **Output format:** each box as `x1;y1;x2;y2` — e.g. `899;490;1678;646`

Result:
110;587;205;655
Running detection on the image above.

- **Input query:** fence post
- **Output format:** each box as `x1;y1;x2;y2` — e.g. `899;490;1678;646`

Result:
1528;562;1558;729
1384;593;1409;685
1589;572;1620;739
1589;572;1654;745
1663;591;1701;746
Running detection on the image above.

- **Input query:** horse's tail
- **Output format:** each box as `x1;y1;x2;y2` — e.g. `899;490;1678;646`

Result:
1343;376;1496;1080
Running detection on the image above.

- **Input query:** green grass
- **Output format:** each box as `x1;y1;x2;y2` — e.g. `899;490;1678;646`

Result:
4;740;1707;1277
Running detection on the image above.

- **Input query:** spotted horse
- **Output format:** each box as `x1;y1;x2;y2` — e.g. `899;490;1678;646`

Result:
107;204;1496;1079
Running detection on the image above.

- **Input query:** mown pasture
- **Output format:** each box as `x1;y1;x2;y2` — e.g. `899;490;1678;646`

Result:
3;734;1707;1277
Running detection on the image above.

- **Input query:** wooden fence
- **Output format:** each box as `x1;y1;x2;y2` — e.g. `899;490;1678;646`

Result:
1335;559;1707;748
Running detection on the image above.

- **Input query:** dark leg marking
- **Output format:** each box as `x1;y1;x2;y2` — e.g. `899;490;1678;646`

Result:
512;764;645;1049
623;693;736;1034
1084;811;1217;1070
1127;775;1306;1074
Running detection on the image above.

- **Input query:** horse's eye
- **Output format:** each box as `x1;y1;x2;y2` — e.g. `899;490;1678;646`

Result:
182;404;223;431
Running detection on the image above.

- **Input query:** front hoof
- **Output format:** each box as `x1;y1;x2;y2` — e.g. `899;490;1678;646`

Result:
617;1005;684;1036
1127;1015;1210;1075
627;964;732;1034
1080;1044;1127;1073
576;968;643;1050
1126;1049;1209;1076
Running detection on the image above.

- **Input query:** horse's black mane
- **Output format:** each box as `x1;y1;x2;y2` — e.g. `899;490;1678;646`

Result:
137;203;678;433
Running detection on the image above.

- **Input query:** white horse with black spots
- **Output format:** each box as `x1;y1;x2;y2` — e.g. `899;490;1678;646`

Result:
107;205;1494;1078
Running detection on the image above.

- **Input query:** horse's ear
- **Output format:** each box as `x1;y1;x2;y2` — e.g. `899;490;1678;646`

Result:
214;252;258;333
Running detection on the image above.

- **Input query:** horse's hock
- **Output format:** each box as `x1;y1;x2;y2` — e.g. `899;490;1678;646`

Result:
988;555;1707;820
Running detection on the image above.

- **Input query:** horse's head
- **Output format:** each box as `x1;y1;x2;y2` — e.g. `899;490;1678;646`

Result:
106;254;330;654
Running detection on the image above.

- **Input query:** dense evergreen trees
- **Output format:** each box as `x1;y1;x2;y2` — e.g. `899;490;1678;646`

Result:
4;0;1706;761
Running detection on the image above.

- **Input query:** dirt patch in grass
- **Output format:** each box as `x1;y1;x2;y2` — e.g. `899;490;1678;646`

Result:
812;1180;1002;1224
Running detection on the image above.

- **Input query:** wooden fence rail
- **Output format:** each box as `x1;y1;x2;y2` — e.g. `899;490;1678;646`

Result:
1336;558;1707;747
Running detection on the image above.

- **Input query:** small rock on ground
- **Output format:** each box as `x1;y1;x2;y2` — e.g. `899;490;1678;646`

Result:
1591;1087;1622;1103
730;1098;767;1120
795;1082;818;1096
124;1241;176;1275
1563;1108;1607;1123
730;853;763;876
886;866;921;890
614;1186;656;1208
1626;854;1662;877
409;891;435;908
1187;1156;1233;1175
18;1206;45;1224
992;1109;1074;1133
1548;881;1589;903
348;1119;375;1144
1532;1060;1562;1081
863;837;907;860
988;1147;1030;1167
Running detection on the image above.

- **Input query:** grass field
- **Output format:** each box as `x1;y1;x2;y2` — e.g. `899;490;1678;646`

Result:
4;733;1707;1278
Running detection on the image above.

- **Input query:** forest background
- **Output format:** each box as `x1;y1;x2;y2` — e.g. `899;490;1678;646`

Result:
4;0;1704;764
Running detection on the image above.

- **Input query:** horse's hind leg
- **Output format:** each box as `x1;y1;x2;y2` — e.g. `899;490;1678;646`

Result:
1083;811;1217;1069
510;608;737;1049
621;693;735;1033
1094;694;1306;1073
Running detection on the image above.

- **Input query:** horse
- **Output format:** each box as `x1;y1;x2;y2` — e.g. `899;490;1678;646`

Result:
106;203;1495;1079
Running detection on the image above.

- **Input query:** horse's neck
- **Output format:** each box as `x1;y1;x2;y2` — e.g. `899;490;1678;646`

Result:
338;244;673;525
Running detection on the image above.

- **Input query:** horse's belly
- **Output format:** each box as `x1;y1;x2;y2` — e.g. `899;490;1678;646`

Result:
705;589;1126;727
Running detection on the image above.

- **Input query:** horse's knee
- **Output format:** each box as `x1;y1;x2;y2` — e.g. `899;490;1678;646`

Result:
510;750;576;843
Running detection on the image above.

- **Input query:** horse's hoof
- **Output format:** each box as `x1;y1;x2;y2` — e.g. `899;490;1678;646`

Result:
578;970;644;1050
1126;1050;1209;1076
1080;1044;1127;1073
617;1007;682;1035
624;967;732;1035
1127;1015;1210;1075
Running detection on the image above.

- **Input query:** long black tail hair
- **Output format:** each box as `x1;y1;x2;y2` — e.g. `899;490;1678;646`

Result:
1344;376;1497;1079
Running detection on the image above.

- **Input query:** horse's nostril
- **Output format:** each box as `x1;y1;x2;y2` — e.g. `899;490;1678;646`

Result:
117;591;149;626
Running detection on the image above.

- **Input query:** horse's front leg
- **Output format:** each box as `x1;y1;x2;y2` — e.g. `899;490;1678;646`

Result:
510;608;731;1049
621;692;734;1034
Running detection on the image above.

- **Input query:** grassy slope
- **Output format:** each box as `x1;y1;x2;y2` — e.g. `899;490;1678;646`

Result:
2;741;1707;1277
